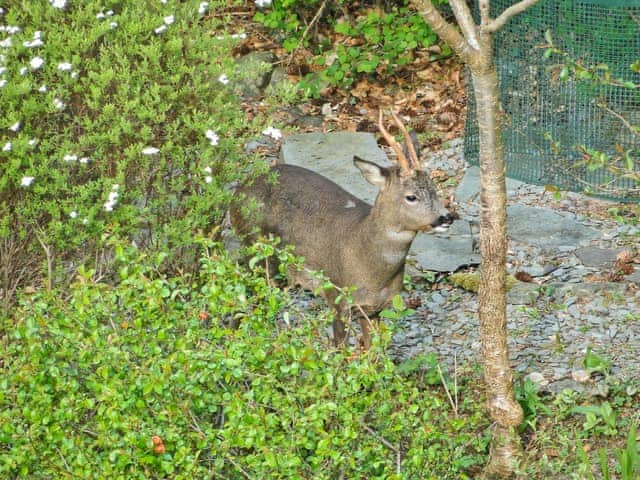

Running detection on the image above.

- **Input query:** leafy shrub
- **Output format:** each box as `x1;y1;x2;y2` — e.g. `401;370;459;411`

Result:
0;242;488;479
0;0;254;309
254;0;451;89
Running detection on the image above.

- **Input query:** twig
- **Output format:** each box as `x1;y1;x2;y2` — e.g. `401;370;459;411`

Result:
363;424;398;453
484;0;540;33
288;0;327;64
34;228;53;293
226;455;252;480
437;363;458;417
599;102;640;138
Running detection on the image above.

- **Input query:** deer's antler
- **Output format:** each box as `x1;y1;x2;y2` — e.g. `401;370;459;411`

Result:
390;111;420;170
378;109;417;175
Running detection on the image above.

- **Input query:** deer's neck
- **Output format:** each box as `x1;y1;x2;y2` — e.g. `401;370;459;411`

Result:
357;209;416;272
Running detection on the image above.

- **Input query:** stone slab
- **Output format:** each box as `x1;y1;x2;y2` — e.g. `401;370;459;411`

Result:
280;132;389;204
507;204;599;251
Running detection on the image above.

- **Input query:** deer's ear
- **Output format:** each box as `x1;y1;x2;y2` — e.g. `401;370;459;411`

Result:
353;156;387;187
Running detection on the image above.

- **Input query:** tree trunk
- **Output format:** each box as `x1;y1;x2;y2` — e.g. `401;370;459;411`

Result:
471;50;524;478
410;0;539;477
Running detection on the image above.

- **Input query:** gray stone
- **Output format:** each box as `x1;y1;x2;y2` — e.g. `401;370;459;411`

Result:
507;282;540;305
625;270;640;284
280;132;388;204
411;221;480;272
507;204;599;251
455;166;527;204
234;51;277;97
575;246;625;268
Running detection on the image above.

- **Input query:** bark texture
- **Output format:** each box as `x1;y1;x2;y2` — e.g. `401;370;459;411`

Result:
411;0;539;477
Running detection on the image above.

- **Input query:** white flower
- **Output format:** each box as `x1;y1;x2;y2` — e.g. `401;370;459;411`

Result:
154;25;167;35
69;210;77;219
255;0;272;7
106;10;114;16
110;22;118;29
21;176;35;186
24;38;44;48
205;176;213;184
58;62;73;71
142;146;159;155
198;2;209;14
161;0;167;3
163;15;174;25
203;166;212;174
38;84;48;92
50;0;67;8
79;156;89;164
9;121;20;132
262;126;283;140
218;73;229;85
63;154;78;162
231;33;247;39
28;138;37;146
96;12;106;19
53;98;66;109
71;71;78;79
0;79;6;88
104;188;119;212
30;56;44;69
205;129;219;146
20;66;28;75
0;37;12;48
0;67;5;75
82;217;89;225
2;141;11;152
112;184;119;190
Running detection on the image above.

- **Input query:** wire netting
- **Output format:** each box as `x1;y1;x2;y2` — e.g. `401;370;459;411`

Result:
464;0;640;201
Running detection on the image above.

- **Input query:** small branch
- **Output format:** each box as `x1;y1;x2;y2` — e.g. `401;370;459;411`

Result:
484;0;540;33
449;0;480;50
34;228;53;293
599;102;640;138
363;424;398;453
437;363;458;417
288;0;327;64
479;0;491;27
411;0;475;61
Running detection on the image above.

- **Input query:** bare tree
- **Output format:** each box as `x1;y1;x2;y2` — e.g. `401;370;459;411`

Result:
409;0;539;477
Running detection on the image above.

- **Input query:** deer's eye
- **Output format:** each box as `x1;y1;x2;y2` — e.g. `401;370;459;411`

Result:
405;194;418;203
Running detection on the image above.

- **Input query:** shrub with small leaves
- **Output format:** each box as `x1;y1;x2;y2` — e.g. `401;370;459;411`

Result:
0;241;488;479
0;0;253;309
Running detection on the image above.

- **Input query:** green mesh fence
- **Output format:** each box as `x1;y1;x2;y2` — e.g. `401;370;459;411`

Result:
464;0;640;201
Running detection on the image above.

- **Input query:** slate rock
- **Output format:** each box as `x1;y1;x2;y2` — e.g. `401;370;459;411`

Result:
507;204;599;251
575;246;624;268
280;132;388;204
234;51;277;97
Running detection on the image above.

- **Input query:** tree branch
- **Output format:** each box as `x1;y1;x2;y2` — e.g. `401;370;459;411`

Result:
411;0;476;61
479;0;491;26
484;0;540;33
449;0;480;50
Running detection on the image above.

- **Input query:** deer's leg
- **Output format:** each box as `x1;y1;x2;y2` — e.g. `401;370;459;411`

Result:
357;315;376;350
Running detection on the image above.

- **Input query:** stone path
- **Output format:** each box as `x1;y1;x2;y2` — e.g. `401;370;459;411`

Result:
278;132;639;395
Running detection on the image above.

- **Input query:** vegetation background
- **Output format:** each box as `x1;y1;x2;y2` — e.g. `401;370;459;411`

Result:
0;0;638;478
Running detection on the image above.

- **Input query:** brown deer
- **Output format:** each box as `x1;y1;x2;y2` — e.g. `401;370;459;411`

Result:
231;110;454;348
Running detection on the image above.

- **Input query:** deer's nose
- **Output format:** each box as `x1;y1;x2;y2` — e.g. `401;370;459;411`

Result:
431;213;456;232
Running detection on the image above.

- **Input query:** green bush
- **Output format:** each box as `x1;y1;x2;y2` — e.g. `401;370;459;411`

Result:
0;0;254;309
0;242;487;479
254;0;451;90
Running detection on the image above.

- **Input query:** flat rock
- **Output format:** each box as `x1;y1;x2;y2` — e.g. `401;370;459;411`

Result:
455;166;526;204
575;246;625;268
507;204;599;251
280;132;388;204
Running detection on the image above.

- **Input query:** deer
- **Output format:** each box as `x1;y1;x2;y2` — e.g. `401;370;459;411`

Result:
230;110;455;349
